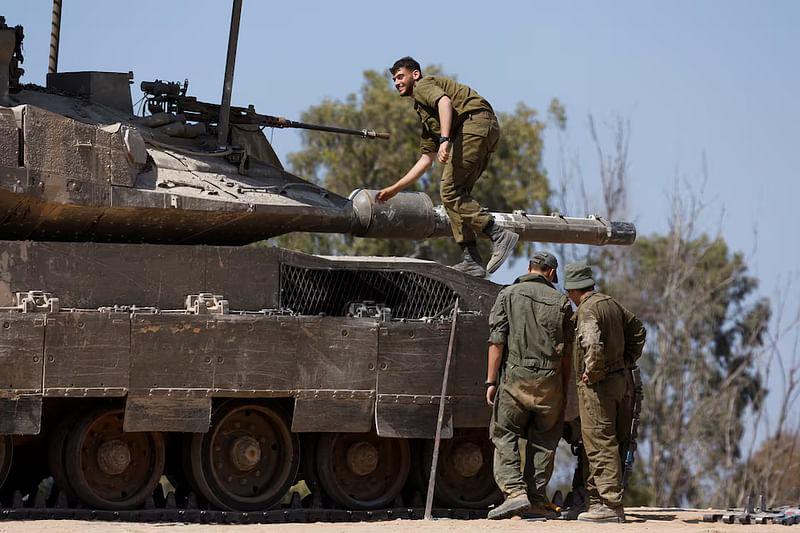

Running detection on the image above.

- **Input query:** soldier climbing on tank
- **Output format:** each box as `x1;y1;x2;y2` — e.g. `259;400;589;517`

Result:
484;251;574;519
377;56;519;277
563;261;646;523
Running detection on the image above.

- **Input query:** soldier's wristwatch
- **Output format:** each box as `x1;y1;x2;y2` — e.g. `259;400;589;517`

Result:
484;381;497;388
439;136;450;143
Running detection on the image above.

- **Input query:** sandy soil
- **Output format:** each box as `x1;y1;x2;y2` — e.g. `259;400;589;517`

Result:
0;508;791;533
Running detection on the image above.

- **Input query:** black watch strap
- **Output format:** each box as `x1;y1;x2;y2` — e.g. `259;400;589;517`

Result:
439;135;450;143
485;381;497;387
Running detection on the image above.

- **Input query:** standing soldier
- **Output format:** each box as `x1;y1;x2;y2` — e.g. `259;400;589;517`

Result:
563;261;646;523
485;252;574;519
377;56;518;278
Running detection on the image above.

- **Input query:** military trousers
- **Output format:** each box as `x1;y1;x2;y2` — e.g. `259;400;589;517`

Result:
490;362;563;503
576;370;631;507
440;111;499;244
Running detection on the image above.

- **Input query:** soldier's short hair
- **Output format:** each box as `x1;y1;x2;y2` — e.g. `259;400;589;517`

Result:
390;56;422;75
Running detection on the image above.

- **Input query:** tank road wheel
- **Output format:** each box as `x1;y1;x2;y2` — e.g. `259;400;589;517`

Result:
421;428;501;509
186;400;299;511
316;432;410;509
64;407;165;510
0;435;11;490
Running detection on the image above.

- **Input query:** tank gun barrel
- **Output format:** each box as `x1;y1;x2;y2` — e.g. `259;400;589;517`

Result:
140;80;390;140
348;189;636;245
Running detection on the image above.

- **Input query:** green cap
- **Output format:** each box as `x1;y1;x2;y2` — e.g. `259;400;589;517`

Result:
530;251;558;283
563;261;595;290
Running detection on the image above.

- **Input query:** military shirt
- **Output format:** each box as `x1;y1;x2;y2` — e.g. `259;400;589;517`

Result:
573;291;646;384
488;273;574;369
413;76;495;154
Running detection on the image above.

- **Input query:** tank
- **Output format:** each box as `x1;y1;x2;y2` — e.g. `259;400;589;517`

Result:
0;8;635;515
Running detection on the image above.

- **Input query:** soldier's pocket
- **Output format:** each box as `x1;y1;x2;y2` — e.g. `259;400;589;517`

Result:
577;383;604;429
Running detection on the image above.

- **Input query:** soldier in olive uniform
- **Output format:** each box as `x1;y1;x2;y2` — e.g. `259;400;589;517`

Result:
563;261;646;523
485;252;574;519
377;56;518;278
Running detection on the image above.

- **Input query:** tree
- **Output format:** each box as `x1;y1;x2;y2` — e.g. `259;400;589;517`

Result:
276;66;562;261
559;116;773;507
739;280;800;507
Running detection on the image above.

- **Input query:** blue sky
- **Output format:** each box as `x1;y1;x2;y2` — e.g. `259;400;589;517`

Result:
6;1;799;422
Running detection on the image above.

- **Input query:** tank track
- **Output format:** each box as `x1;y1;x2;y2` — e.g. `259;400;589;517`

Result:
0;473;490;524
0;495;488;524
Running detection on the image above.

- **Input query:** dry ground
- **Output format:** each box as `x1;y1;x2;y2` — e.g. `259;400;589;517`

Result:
0;508;791;533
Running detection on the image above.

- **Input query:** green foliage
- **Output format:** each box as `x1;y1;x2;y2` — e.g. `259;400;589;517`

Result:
277;67;558;261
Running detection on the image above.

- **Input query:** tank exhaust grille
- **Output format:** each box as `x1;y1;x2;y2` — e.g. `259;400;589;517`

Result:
279;265;457;319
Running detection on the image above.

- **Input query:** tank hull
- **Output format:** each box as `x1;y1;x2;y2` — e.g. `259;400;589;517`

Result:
0;240;503;511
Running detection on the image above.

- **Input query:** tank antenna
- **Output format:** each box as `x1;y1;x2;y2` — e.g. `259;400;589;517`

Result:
48;0;62;74
216;0;242;149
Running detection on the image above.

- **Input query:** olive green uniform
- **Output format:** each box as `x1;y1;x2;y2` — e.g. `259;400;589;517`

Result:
573;291;646;508
413;76;500;244
488;273;574;503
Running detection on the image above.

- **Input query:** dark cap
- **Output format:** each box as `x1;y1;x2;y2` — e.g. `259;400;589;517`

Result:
530;251;558;283
563;261;595;290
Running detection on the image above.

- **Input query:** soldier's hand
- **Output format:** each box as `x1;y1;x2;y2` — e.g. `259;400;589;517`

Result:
437;141;450;164
486;384;497;406
376;187;397;203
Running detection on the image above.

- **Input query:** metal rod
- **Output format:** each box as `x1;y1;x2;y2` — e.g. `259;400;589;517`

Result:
48;0;62;74
424;298;459;520
216;0;242;148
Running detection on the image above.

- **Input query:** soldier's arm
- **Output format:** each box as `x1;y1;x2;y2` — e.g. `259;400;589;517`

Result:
436;96;453;164
486;291;509;405
577;310;605;384
622;308;646;364
561;301;575;402
486;343;503;406
376;152;436;202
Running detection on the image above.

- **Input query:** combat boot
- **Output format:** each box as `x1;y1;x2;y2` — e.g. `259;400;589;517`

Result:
577;502;625;523
487;492;531;520
483;220;519;274
451;242;486;278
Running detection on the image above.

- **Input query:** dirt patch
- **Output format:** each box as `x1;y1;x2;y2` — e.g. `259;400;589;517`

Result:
0;508;790;533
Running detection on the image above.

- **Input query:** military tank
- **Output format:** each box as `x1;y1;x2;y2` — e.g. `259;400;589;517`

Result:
0;4;635;516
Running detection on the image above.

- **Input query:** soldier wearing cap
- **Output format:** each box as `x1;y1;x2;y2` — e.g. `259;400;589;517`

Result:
563;261;646;523
485;251;574;519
